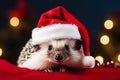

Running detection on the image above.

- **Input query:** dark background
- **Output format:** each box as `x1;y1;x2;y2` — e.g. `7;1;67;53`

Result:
0;0;120;64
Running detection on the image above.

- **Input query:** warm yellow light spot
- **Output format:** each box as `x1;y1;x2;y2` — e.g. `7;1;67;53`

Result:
95;56;104;64
100;35;110;45
0;48;3;56
104;19;114;30
10;17;19;27
117;54;120;62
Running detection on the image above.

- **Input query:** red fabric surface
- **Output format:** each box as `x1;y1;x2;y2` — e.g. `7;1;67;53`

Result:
0;59;120;80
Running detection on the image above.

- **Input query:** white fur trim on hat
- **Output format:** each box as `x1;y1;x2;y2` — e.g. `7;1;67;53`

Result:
32;23;81;45
82;56;95;68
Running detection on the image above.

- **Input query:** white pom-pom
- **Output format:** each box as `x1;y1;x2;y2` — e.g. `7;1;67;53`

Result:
82;56;95;68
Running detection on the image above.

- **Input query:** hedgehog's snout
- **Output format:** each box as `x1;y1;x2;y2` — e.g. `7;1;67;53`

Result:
55;53;64;62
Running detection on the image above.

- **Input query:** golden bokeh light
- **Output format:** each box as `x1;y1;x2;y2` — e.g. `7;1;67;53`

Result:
95;56;104;64
100;35;110;45
117;54;120;62
104;19;114;30
10;17;19;27
0;48;3;56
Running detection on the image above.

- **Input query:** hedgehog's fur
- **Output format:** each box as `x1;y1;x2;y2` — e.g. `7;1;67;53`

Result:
17;39;95;72
17;39;35;65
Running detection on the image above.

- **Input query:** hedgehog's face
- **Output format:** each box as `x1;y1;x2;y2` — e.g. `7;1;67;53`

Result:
47;40;71;63
18;39;85;70
34;39;83;64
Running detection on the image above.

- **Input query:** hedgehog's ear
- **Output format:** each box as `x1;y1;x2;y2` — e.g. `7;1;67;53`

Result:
73;40;82;50
33;45;41;51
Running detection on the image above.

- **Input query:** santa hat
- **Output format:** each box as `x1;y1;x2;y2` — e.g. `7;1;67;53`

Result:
32;6;95;68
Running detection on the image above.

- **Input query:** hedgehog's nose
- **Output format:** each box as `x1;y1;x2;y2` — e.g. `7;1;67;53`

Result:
55;54;63;61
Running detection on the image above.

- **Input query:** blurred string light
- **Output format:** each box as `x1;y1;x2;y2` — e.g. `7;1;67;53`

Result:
0;48;2;56
104;19;114;30
10;17;20;27
118;54;120;62
95;56;104;64
100;35;110;45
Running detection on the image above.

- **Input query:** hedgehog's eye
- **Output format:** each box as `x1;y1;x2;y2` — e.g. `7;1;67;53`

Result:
48;45;53;51
64;44;69;51
74;40;82;50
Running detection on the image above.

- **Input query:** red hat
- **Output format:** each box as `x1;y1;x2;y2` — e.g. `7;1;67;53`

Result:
32;6;90;57
32;6;95;68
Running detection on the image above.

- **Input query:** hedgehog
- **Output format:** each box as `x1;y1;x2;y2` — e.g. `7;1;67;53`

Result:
17;39;94;72
17;6;95;72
